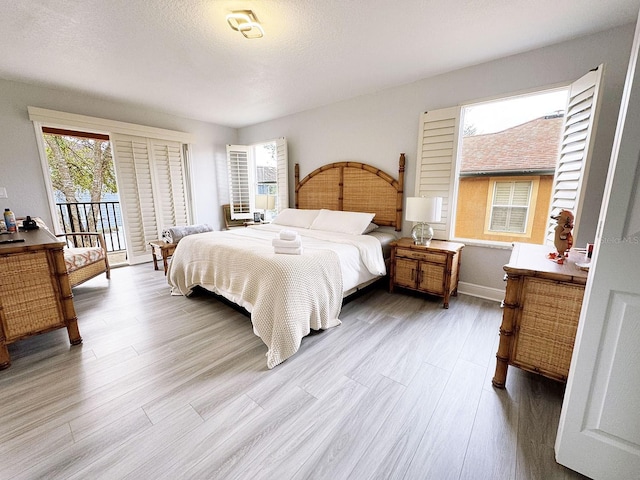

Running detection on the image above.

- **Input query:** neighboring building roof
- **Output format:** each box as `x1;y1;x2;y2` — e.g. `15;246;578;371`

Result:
461;115;563;174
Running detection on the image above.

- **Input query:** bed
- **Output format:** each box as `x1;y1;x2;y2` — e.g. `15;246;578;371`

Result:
168;154;406;368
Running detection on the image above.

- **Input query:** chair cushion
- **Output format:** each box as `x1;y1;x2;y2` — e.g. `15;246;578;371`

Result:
64;247;106;273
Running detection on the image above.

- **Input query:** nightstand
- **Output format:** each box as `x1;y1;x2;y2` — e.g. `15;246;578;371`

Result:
148;240;177;275
389;238;464;308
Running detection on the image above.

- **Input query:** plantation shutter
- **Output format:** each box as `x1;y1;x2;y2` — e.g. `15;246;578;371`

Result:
414;106;462;240
152;139;190;229
276;137;289;212
111;135;158;264
512;181;532;205
490;181;532;232
227;139;287;220
226;145;253;219
112;134;190;264
547;65;604;243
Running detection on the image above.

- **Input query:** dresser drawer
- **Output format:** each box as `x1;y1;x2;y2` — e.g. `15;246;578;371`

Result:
395;248;446;264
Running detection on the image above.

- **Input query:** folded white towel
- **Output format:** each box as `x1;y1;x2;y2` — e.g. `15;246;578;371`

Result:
274;246;303;255
279;229;299;241
272;237;302;248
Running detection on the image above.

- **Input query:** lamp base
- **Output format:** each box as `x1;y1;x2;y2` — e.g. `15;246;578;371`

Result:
411;222;434;246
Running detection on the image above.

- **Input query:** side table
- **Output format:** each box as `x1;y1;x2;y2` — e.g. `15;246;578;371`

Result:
389;238;464;308
148;240;177;275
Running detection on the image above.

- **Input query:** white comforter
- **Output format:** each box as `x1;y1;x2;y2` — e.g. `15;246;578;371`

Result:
167;224;385;368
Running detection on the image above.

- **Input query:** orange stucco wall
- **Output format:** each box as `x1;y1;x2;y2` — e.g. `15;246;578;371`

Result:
455;176;553;244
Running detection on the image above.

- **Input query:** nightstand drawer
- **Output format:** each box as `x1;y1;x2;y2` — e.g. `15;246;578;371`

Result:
395;248;446;264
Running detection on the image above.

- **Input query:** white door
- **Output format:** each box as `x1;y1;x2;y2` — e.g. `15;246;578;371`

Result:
555;10;640;480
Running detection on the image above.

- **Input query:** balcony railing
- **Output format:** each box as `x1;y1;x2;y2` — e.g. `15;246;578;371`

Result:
55;201;126;253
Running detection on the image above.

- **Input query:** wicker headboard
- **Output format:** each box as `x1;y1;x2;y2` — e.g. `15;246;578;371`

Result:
294;153;406;231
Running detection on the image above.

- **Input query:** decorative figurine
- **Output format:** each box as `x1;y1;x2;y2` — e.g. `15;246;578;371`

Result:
548;209;574;264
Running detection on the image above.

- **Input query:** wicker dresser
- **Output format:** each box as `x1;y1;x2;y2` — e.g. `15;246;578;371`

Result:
0;228;81;369
492;242;588;388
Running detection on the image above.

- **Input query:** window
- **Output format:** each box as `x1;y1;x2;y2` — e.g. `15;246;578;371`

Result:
227;146;252;218
227;138;288;220
488;180;532;233
414;66;603;245
41;127;126;253
29;107;194;265
458;92;565;244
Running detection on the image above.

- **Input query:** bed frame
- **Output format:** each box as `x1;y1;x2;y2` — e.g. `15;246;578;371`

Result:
294;153;406;231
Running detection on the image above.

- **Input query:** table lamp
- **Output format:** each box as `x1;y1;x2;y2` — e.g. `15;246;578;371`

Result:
255;194;276;221
405;196;442;245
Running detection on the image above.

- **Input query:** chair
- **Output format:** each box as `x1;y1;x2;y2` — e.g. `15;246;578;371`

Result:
28;217;111;288
60;232;111;287
222;204;246;229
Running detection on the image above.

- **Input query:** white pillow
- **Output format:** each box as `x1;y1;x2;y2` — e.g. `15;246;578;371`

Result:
270;208;320;228
363;222;379;234
309;209;375;235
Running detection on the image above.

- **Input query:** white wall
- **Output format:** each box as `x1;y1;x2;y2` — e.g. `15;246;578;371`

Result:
0;79;236;231
0;23;634;292
238;23;636;292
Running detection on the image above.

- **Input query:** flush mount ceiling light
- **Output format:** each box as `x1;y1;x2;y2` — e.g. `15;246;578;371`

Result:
226;10;264;39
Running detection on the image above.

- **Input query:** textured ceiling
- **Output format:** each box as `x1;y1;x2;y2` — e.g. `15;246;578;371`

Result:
1;0;639;128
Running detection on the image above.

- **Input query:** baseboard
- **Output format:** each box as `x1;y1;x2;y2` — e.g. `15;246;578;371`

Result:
457;281;504;303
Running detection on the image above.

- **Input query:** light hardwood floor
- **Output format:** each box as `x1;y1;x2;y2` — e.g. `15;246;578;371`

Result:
0;264;589;480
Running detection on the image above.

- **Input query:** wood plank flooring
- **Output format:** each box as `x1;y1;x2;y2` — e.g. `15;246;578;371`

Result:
0;264;590;479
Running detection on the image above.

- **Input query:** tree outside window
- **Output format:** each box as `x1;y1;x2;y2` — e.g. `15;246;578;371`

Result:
44;129;117;234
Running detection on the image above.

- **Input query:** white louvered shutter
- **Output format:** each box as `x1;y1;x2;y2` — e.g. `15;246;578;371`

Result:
510;181;532;232
181;144;195;223
152;139;190;229
112;134;191;264
276;137;289;212
490;182;513;231
415;106;462;240
111;135;159;264
227;145;253;219
490;181;532;233
547;65;603;243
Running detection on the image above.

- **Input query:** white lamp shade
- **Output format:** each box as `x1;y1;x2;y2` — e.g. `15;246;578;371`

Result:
255;194;276;210
405;196;442;223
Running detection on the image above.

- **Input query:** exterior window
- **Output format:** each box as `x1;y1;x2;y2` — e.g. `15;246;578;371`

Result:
227;147;252;218
455;94;564;244
227;138;288;220
414;67;602;246
489;181;532;233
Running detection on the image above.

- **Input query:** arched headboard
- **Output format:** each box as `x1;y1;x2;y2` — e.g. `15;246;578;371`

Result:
295;153;405;231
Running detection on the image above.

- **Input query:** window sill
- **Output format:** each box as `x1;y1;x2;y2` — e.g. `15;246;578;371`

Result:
449;237;530;250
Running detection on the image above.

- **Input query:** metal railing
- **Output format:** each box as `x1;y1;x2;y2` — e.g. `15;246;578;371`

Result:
55;201;126;253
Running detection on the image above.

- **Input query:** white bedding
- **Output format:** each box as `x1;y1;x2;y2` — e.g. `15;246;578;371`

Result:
167;224;386;368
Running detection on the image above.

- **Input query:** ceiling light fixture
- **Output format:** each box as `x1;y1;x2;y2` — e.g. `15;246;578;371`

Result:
226;10;264;39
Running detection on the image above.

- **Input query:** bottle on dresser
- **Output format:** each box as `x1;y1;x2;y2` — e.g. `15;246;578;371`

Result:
3;208;17;233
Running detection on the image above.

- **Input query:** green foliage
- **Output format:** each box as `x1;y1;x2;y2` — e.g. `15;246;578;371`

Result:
262;142;276;164
463;124;478;137
44;134;117;201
